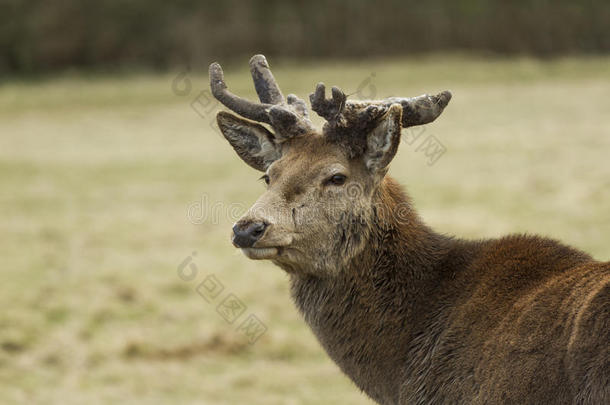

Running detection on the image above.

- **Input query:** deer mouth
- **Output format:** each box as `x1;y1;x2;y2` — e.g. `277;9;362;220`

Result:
240;247;280;260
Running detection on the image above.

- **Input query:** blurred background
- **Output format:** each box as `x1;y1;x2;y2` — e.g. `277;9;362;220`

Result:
1;1;609;404
1;0;610;74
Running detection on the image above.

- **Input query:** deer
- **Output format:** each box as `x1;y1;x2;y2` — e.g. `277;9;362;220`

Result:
208;55;609;404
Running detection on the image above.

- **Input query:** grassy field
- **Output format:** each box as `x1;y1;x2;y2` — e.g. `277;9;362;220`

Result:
1;56;609;404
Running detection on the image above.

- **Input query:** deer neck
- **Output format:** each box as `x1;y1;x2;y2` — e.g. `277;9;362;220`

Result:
289;176;455;403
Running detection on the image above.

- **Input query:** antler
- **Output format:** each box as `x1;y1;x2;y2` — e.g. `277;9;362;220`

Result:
210;55;313;140
310;83;452;129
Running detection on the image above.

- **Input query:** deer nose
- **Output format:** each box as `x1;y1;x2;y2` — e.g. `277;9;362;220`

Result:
232;221;268;248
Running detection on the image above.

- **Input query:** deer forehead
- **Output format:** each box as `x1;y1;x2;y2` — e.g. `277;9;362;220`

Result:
269;138;351;180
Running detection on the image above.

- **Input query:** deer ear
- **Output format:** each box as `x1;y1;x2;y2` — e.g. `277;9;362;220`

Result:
364;104;402;173
217;111;281;172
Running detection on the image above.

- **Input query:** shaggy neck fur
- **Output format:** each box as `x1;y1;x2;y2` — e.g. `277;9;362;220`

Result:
289;176;468;403
288;174;601;405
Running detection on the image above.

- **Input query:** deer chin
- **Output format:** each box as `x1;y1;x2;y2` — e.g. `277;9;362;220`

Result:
240;247;279;260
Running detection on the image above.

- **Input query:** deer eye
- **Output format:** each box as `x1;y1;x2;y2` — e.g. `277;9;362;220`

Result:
326;174;347;186
260;174;270;185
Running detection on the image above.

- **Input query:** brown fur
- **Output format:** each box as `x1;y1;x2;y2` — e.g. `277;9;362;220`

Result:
227;134;609;404
291;176;609;404
211;57;609;404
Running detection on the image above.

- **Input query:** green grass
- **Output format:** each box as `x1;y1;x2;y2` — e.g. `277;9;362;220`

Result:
1;56;609;404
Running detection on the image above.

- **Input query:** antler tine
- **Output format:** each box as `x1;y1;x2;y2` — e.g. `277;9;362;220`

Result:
287;94;309;118
381;91;452;128
211;56;315;140
310;81;452;129
249;55;284;104
209;62;272;124
309;83;347;123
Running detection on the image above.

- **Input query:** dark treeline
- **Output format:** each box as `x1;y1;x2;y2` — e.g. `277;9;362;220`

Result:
1;0;608;74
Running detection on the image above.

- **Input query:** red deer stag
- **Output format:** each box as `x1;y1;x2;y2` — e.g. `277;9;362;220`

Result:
209;55;609;404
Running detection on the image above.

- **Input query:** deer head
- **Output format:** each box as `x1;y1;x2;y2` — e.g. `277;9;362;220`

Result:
210;55;451;275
